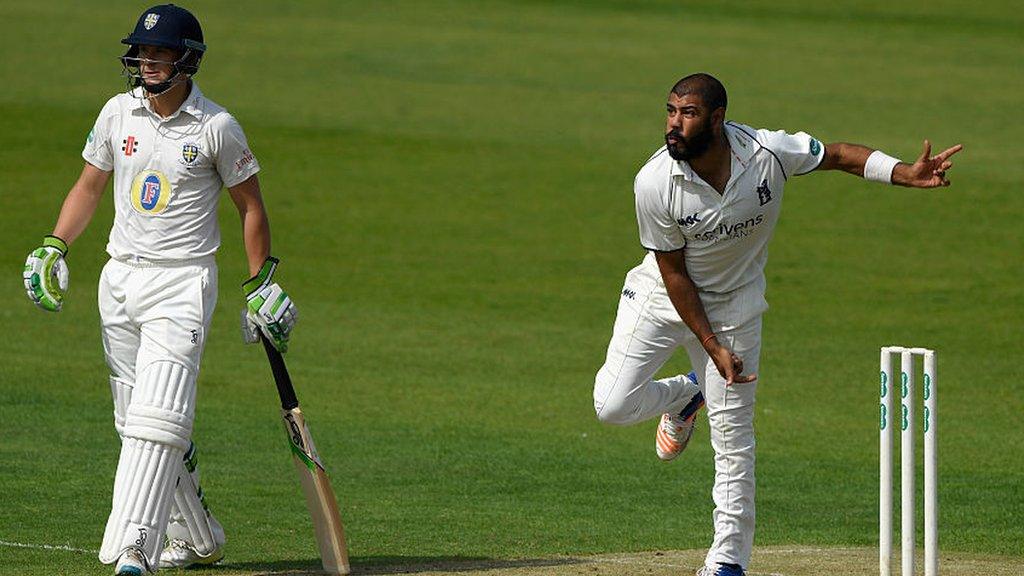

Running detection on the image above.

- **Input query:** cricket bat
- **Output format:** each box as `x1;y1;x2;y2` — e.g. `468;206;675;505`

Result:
260;334;350;575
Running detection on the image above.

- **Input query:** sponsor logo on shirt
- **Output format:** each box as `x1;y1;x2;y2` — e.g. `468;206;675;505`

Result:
676;212;703;227
235;149;254;173
129;169;173;215
810;138;821;155
757;179;772;206
86;129;94;144
621;288;636;300
121;136;138;157
693;214;765;243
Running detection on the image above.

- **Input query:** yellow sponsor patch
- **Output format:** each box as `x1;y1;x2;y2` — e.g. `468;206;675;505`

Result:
130;170;173;214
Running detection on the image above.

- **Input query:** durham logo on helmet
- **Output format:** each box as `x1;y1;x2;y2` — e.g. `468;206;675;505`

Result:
144;13;160;30
130;170;173;214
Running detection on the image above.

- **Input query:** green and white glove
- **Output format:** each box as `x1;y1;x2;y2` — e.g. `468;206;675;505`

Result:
242;257;298;352
24;235;70;312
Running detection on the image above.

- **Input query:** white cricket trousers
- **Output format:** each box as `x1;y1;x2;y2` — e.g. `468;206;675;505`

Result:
99;256;217;380
593;255;767;570
97;256;217;566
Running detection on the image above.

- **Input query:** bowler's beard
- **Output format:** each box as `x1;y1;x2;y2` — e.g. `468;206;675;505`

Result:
665;122;714;161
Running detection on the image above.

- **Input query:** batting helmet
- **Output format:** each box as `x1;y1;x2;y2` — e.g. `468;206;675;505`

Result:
121;4;206;94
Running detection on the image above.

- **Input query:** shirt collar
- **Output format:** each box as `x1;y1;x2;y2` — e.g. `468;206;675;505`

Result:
669;155;693;180
130;81;205;120
669;122;756;181
724;122;756;167
179;82;205;118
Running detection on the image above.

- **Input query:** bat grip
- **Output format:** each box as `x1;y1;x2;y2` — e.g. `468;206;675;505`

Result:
260;333;300;410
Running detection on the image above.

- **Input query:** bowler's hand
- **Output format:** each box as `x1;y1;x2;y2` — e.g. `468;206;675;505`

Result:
707;341;757;385
894;140;963;188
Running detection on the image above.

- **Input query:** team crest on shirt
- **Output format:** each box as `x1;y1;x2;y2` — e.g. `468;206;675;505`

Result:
144;13;160;30
180;143;200;166
130;170;173;215
756;179;773;206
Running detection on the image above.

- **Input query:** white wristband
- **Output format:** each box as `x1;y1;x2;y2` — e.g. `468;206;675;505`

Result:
864;150;901;184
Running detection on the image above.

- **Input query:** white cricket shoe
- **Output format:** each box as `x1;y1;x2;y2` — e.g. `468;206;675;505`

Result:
655;371;704;461
114;548;148;576
158;517;226;569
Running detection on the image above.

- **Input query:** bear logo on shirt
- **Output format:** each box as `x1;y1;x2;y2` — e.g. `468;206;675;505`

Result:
757;179;772;206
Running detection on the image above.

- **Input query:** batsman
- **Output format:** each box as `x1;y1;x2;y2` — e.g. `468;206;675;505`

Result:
592;73;961;576
22;5;297;574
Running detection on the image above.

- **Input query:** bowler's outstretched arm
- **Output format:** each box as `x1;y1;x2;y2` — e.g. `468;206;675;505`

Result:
819;140;963;188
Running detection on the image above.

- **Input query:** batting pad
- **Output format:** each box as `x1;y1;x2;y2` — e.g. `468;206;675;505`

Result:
100;361;196;567
167;442;222;555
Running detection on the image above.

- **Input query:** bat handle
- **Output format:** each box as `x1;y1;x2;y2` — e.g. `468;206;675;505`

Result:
260;333;299;410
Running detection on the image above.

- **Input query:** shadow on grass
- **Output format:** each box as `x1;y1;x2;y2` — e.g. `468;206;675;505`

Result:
225;556;583;575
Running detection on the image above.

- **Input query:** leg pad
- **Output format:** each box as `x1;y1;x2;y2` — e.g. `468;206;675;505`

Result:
99;361;196;567
167;442;224;555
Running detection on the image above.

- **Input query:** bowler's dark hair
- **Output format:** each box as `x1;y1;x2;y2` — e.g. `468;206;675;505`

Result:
670;73;727;112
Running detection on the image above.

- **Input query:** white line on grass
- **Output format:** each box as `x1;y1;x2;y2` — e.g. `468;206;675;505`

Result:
587;557;783;576
588;557;689;569
758;547;863;555
0;539;96;554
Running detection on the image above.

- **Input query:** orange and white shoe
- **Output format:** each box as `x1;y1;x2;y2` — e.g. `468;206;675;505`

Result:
655;372;704;461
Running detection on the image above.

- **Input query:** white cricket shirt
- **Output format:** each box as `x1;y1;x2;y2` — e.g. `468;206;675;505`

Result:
82;83;260;262
635;121;823;294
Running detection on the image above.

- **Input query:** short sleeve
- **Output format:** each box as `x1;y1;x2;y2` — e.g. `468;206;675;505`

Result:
635;175;685;252
211;114;260;188
758;129;824;177
81;97;118;171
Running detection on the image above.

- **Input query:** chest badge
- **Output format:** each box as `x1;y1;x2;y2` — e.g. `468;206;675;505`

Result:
181;143;200;166
757;179;773;206
130;170;173;215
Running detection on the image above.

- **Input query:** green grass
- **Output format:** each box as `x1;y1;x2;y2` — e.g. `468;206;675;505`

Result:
1;1;1022;574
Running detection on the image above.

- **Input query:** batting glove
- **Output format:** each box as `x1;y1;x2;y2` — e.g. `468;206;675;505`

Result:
24;235;70;312
242;257;298;353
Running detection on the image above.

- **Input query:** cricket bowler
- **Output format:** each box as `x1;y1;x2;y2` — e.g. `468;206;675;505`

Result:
592;73;961;576
22;4;297;574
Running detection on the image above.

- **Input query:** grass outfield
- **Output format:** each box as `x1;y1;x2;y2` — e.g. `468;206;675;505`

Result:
1;1;1022;574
